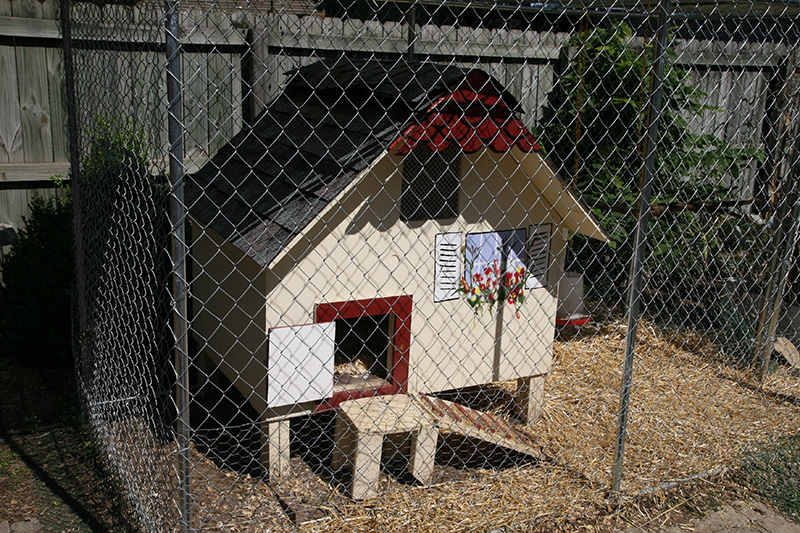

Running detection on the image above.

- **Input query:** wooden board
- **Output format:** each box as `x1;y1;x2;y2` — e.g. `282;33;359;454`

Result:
340;395;433;435
774;336;800;370
0;162;70;181
15;45;53;164
184;52;209;160
0;44;22;164
0;15;247;45
10;0;44;20
45;48;66;163
267;322;335;408
0;187;55;227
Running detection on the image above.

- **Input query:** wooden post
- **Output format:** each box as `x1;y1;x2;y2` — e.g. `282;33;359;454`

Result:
332;413;355;471
351;432;382;500
753;51;800;379
261;418;291;480
515;374;545;424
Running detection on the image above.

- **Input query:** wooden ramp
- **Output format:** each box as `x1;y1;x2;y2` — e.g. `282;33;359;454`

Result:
415;394;541;459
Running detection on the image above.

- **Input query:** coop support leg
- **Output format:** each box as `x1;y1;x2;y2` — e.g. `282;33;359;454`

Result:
332;413;355;472
261;418;290;480
515;374;545;424
351;432;382;500
409;425;437;484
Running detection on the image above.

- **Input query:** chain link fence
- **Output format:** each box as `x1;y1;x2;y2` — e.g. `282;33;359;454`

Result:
62;0;800;529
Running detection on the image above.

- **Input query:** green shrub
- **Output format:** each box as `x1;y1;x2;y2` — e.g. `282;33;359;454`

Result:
740;435;800;523
0;190;73;363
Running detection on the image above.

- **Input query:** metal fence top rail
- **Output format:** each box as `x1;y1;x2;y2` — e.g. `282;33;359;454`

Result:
63;0;800;20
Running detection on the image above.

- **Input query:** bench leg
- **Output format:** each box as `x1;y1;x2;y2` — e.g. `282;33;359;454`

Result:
409;425;437;484
351;432;382;500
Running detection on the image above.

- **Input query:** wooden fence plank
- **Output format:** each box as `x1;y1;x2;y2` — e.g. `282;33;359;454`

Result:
152;51;169;165
10;0;44;20
0;0;20;165
0;16;59;38
15;44;54;163
0;44;22;163
0;15;246;45
46;47;67;162
0;187;55;228
184;51;209;159
115;51;134;124
13;0;54;164
208;51;233;155
0;162;70;181
41;0;57;20
206;11;228;154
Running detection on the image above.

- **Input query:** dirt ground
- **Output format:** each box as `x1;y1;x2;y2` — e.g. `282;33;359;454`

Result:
634;500;800;533
0;359;134;532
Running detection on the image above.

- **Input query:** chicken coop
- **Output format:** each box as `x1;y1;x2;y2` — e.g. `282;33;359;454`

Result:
187;57;607;479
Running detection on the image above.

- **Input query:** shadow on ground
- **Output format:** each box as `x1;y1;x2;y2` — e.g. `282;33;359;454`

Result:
0;359;135;532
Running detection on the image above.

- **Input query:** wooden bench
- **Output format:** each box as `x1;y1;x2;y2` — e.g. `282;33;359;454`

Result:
331;395;438;500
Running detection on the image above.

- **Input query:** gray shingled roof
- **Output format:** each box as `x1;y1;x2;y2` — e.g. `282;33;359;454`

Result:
187;57;521;267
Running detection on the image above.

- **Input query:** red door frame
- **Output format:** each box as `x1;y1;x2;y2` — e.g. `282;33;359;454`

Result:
314;295;412;412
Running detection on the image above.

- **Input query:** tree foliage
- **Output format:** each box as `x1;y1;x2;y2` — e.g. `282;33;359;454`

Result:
539;23;765;309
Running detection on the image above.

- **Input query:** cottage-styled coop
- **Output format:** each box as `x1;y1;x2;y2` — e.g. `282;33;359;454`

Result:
187;58;606;479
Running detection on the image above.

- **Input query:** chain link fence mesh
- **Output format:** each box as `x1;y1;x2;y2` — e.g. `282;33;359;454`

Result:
63;0;800;530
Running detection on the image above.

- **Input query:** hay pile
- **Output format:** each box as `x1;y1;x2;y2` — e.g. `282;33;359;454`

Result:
183;318;799;531
537;320;799;495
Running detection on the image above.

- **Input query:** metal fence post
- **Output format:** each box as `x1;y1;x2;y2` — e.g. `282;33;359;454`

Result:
610;0;672;498
165;1;191;531
58;0;87;385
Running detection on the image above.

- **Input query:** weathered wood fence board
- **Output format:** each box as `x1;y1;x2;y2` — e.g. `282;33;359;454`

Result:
0;0;60;229
0;42;23;164
17;45;54;164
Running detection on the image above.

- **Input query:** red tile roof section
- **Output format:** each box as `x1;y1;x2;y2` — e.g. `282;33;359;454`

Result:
391;71;541;155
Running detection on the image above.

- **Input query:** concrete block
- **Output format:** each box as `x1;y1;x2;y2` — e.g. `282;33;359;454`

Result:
10;520;42;533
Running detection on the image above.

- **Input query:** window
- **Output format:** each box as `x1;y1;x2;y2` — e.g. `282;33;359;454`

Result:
400;143;461;221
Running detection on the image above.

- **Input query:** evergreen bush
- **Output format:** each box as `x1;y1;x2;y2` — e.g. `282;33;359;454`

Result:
0;189;73;363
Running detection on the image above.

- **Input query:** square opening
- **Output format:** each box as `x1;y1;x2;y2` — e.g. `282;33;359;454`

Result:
315;295;412;412
333;313;394;393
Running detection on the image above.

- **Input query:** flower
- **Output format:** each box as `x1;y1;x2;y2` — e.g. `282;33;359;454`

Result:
456;254;529;319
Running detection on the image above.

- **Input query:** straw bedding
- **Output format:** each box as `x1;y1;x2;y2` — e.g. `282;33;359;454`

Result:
184;318;799;532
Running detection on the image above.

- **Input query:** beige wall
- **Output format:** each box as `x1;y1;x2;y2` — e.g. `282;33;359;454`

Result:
192;223;269;413
265;149;567;395
192;147;583;413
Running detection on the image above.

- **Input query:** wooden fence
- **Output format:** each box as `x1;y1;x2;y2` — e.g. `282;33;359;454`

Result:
0;0;65;234
0;2;790;234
